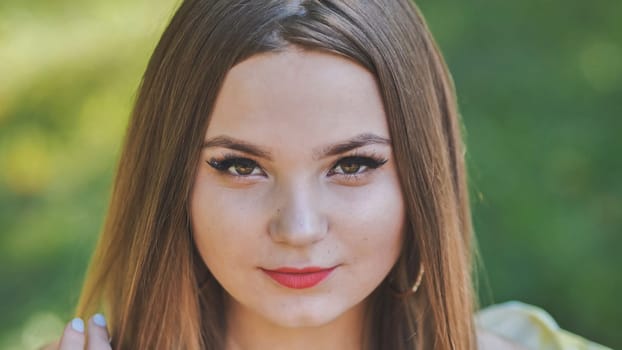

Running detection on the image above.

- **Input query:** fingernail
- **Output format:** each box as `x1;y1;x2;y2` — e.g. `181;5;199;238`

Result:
93;313;107;327
71;317;85;333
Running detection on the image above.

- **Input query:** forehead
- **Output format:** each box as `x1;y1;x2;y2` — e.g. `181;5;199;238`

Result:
206;48;390;149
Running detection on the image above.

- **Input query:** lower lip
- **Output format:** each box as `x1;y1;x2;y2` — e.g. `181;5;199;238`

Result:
262;267;336;289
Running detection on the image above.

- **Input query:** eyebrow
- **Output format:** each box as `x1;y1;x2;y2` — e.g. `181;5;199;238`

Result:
202;136;273;160
202;133;391;160
314;133;391;159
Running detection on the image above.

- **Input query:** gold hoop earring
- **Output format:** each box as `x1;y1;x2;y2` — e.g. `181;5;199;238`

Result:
410;264;424;293
390;264;425;297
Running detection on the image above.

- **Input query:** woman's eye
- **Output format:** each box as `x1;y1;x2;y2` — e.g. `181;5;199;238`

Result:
207;157;264;176
329;156;387;176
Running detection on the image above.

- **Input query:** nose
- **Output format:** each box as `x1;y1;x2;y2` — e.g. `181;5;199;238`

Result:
268;182;328;247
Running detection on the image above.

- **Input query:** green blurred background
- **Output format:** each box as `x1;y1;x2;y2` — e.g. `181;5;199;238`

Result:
1;0;620;348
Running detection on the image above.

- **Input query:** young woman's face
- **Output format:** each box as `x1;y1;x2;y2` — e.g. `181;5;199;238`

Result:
190;48;405;328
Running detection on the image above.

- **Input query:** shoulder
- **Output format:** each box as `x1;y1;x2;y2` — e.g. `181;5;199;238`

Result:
476;301;612;350
477;327;528;350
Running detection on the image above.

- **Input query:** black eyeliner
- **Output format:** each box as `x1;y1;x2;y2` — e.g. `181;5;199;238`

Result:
207;154;258;172
338;156;388;169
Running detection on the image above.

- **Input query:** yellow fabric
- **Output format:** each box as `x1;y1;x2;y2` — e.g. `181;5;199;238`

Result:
476;301;612;350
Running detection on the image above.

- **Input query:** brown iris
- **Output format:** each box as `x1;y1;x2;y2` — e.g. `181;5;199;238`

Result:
233;162;256;175
339;161;362;174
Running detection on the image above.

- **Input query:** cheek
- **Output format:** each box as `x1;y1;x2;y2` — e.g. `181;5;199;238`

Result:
334;177;405;271
190;168;405;282
189;180;265;271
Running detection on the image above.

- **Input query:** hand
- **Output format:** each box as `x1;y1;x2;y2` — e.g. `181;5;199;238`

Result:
56;314;111;350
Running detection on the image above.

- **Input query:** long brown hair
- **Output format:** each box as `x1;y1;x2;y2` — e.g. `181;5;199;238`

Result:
76;1;477;349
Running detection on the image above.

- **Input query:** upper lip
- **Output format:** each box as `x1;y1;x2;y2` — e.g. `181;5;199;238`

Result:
262;266;336;273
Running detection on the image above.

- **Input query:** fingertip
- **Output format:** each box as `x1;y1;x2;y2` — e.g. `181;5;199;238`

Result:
87;313;112;349
70;317;85;333
58;318;86;349
92;313;107;327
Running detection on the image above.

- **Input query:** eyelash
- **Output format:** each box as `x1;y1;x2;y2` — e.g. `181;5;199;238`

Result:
207;153;265;177
206;152;388;181
327;155;388;180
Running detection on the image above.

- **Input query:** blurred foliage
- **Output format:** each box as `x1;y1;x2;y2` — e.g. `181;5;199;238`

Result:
0;0;620;349
0;0;179;348
418;0;622;348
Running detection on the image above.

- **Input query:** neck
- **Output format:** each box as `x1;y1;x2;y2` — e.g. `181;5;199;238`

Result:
224;295;368;350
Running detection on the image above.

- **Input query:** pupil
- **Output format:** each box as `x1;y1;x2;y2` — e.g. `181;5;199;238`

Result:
341;162;360;174
235;164;254;175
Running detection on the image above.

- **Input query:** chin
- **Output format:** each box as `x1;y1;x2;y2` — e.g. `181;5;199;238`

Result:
272;312;338;328
264;300;352;328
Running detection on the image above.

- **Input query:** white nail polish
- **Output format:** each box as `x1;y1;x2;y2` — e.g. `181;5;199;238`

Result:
71;318;85;333
93;313;107;327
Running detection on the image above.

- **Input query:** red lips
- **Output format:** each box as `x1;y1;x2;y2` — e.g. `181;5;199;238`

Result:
262;266;337;289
